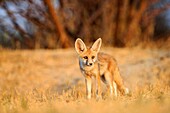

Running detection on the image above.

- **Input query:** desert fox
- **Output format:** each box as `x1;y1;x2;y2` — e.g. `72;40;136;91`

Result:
75;38;129;99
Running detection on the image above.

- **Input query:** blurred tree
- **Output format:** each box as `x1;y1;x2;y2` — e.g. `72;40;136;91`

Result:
0;0;58;49
43;0;72;48
0;0;170;49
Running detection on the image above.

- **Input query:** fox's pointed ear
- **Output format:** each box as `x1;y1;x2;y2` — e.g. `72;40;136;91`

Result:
75;38;87;54
91;38;102;52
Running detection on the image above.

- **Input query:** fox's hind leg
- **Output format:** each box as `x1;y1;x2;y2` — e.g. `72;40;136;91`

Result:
113;81;118;97
104;71;117;97
114;67;129;95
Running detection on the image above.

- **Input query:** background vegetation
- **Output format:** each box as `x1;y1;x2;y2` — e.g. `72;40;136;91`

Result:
0;0;170;49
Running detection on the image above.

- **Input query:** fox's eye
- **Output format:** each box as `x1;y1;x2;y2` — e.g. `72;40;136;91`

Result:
91;56;95;59
83;56;88;59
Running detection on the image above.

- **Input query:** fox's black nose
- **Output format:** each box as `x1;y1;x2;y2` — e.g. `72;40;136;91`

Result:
89;63;93;66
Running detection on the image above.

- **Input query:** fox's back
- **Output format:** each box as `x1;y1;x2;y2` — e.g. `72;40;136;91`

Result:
98;52;117;64
97;52;118;74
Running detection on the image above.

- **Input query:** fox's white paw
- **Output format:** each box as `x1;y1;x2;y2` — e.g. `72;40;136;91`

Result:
124;88;129;95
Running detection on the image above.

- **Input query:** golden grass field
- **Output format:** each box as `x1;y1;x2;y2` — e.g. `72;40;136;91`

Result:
0;47;170;113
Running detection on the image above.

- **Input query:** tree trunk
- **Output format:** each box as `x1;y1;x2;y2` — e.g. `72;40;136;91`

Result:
43;0;72;48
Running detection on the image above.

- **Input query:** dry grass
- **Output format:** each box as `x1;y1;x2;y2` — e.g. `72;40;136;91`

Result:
0;48;170;113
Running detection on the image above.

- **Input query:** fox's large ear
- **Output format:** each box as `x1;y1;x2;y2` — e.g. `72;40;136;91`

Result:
75;38;87;54
91;38;102;52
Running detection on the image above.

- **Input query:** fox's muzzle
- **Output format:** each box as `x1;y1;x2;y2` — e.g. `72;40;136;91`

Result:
85;59;94;66
86;62;93;66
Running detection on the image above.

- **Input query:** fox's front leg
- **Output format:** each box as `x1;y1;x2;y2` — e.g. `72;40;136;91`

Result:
85;76;92;99
96;74;102;99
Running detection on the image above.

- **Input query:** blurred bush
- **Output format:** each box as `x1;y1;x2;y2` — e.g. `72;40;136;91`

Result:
0;0;170;49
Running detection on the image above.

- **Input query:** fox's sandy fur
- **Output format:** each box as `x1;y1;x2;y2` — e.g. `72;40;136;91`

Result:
75;38;129;99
